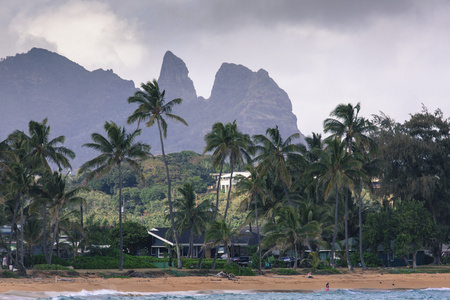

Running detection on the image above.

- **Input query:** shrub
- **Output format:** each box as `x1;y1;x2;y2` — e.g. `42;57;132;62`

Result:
1;270;20;278
442;257;450;265
68;253;157;269
424;254;434;265
223;262;255;276
274;268;299;275
33;264;72;271
31;254;70;266
350;252;383;268
316;265;340;274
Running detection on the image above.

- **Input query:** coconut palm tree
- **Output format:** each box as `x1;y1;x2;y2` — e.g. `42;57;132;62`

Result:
311;137;362;268
0;157;34;275
262;206;321;270
235;164;266;274
171;182;213;258
253;126;303;207
7;118;75;265
324;103;375;269
39;171;88;264
127;79;187;269
204;220;238;265
79;121;150;270
203;121;251;221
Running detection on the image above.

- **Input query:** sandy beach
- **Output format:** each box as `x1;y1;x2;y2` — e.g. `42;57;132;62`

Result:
1;269;450;295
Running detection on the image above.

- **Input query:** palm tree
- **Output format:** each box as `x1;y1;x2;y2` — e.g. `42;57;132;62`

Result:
204;220;238;265
7;118;75;264
127;79;187;269
79;121;150;270
39;171;88;264
0;156;34;275
253;126;304;207
171;182;213;258
235;164;266;274
262;206;321;270
203;121;249;221
311;137;362;268
324;103;375;269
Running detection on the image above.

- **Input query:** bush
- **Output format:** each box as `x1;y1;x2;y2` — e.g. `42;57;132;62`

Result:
274;268;299;275
179;258;227;269
33;264;72;271
442;257;450;265
316;265;340;274
1;270;20;278
223;262;255;276
424;254;434;265
69;252;157;269
250;252;260;269
31;254;70;266
350;252;383;268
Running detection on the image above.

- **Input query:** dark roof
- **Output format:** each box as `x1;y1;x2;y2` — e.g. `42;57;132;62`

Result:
149;227;262;247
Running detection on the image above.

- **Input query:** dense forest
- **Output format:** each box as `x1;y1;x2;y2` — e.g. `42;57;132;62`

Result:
1;84;449;274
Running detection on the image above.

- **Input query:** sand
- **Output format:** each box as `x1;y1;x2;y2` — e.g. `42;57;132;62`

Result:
1;269;450;295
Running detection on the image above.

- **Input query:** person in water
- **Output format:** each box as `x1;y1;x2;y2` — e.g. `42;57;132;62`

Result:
326;282;329;291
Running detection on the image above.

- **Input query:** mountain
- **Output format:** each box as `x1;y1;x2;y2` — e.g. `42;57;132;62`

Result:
157;51;303;153
0;48;303;169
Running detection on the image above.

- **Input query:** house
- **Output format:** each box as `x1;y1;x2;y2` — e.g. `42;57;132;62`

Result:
148;226;261;259
209;171;251;192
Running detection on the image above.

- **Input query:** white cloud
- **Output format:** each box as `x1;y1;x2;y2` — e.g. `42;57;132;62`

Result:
9;1;146;74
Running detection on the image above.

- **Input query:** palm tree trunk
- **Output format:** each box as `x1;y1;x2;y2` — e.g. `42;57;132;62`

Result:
118;164;124;271
157;120;182;269
8;192;20;268
214;160;224;221
223;162;234;222
254;196;262;275
282;182;293;207
345;187;352;270
20;195;25;270
43;203;50;265
358;181;367;270
189;231;194;258
50;206;61;265
331;184;339;268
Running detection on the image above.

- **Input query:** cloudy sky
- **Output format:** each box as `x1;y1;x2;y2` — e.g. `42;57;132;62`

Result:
2;0;450;136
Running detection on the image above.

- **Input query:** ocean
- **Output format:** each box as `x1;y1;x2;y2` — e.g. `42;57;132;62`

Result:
1;288;450;300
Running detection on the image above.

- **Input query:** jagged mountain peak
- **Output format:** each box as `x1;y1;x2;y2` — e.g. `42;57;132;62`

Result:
158;51;197;101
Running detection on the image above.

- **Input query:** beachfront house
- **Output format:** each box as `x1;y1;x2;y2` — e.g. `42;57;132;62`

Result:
148;226;261;259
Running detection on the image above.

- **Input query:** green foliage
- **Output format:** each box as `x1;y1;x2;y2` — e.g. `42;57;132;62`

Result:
250;252;260;269
316;263;340;274
33;264;73;271
69;252;157;269
223;262;255;276
32;254;70;266
1;270;20;278
273;268;299;275
350;252;383;268
109;221;151;255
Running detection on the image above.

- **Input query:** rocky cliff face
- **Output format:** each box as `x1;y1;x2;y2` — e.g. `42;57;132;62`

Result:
0;48;302;169
0;48;137;168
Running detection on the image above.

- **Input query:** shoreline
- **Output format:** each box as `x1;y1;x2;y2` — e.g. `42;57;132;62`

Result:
1;271;450;295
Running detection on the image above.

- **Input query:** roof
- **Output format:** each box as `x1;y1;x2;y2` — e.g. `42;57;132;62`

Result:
148;227;262;247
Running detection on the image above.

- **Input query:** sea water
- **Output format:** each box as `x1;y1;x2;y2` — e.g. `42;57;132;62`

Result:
0;288;445;300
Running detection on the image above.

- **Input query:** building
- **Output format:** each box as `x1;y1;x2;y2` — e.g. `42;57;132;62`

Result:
209;171;251;192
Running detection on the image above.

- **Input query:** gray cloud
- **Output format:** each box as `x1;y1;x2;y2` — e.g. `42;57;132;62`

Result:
1;0;449;137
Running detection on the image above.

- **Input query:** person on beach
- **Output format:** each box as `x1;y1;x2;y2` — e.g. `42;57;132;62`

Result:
2;256;6;269
326;282;329;291
307;272;313;278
